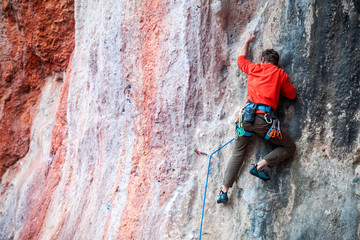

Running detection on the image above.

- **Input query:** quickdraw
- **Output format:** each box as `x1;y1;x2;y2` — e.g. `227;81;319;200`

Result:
265;119;282;140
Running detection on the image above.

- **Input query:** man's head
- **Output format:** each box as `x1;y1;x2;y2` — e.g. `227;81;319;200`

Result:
261;49;279;66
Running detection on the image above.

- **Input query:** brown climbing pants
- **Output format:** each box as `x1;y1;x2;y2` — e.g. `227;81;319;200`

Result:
223;114;296;187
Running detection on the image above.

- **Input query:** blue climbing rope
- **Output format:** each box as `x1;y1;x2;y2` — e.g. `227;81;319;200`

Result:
199;137;235;240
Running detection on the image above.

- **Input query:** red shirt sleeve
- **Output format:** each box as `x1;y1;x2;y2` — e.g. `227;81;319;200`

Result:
280;73;296;99
237;55;257;74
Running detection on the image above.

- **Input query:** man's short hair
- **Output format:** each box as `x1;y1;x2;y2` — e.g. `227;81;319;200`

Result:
261;49;279;66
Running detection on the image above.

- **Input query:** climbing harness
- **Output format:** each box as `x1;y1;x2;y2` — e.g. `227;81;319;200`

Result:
199;138;235;240
241;100;282;141
235;100;277;138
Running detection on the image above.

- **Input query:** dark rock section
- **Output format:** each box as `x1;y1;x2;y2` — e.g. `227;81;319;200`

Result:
280;0;360;151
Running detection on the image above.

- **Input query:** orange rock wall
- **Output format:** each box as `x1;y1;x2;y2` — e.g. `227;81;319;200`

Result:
0;0;74;239
18;52;73;240
119;1;167;239
0;0;74;177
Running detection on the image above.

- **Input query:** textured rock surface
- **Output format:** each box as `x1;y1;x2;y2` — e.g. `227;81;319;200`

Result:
1;0;360;239
0;0;74;177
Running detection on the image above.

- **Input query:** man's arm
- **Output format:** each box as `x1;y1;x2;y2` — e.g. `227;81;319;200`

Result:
239;32;255;57
237;32;257;74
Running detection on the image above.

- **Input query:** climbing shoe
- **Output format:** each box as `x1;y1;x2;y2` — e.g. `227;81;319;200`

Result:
249;165;270;181
217;190;228;204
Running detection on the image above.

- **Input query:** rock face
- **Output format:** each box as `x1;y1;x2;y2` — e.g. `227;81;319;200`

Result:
0;0;74;178
1;0;360;240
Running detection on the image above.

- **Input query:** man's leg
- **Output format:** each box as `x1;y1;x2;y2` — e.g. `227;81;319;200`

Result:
260;129;296;168
222;135;251;192
251;115;296;170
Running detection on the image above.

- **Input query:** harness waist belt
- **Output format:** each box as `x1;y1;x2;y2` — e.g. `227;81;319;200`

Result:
257;105;272;113
246;100;272;113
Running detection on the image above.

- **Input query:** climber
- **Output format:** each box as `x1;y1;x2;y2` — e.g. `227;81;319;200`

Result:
217;32;296;204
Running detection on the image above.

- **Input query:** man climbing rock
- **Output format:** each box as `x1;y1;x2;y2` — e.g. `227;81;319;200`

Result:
217;32;296;204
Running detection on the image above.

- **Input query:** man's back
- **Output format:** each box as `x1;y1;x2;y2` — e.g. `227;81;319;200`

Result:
237;55;296;110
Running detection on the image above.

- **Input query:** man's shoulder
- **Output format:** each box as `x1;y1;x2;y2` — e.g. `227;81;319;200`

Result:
277;68;289;81
270;65;288;75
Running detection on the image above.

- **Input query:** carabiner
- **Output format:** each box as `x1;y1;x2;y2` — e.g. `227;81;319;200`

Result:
266;131;272;138
264;113;272;124
238;128;245;137
271;129;277;138
277;120;281;132
266;128;275;138
235;122;245;137
276;120;282;139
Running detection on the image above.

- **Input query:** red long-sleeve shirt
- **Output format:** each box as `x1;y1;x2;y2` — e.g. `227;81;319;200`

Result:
237;55;296;110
